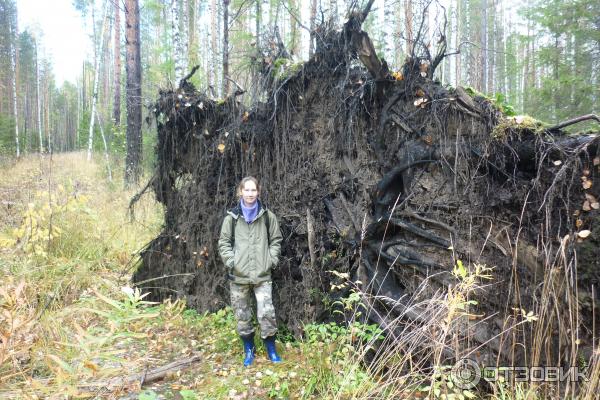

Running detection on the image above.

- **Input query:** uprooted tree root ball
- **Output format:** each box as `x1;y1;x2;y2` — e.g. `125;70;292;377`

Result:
132;4;599;375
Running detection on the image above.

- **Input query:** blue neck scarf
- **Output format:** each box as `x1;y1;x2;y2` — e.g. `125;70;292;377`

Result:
240;199;259;223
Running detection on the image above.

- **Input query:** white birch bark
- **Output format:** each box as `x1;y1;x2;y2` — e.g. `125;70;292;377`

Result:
172;0;186;83
36;42;43;153
96;113;112;181
383;0;393;64
87;0;109;161
209;0;218;92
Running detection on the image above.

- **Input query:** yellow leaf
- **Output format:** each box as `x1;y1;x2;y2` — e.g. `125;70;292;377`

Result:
83;360;100;373
217;143;225;153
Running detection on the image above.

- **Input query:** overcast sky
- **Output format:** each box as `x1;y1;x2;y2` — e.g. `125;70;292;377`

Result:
17;0;90;86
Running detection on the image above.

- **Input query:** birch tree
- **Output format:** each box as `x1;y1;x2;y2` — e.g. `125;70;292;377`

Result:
172;0;186;82
36;40;43;153
87;0;109;161
222;0;230;96
309;0;317;57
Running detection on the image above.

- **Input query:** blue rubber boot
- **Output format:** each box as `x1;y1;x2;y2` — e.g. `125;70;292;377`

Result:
241;334;255;367
263;335;282;363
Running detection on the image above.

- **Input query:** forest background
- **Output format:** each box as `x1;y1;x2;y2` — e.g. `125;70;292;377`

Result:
1;0;599;398
0;0;599;178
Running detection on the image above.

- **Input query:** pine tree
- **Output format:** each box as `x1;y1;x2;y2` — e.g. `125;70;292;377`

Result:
125;0;142;185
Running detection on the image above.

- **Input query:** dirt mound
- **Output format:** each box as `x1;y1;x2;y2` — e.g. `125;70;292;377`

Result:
133;8;599;368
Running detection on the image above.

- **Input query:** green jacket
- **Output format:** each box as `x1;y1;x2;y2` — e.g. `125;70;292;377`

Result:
218;204;283;285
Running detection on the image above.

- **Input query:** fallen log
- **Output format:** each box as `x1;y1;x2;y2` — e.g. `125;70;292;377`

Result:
79;354;202;390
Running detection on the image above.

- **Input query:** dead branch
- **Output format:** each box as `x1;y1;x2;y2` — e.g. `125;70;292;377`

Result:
80;354;201;390
179;65;200;89
548;114;600;132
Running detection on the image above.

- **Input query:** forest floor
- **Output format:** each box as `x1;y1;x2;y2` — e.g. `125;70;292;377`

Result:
0;153;394;400
5;152;583;399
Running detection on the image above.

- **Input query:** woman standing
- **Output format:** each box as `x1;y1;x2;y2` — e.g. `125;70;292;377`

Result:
218;177;283;367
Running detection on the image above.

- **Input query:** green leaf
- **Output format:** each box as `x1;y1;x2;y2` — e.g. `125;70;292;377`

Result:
453;259;467;279
138;390;159;400
179;389;198;400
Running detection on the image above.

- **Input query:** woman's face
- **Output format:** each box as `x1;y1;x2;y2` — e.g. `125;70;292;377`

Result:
241;180;258;206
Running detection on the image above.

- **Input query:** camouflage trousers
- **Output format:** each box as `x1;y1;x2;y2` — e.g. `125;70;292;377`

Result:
230;281;277;339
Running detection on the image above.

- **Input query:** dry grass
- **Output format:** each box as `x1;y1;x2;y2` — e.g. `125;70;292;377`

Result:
0;152;164;398
1;152;597;399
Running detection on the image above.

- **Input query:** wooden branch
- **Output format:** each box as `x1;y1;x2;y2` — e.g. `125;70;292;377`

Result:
396;210;457;235
179;65;200;88
548;114;600;132
224;76;246;96
389;218;450;248
128;174;157;220
80;354;201;390
359;0;376;25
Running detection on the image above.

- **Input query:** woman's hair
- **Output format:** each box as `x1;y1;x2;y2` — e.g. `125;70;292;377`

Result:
236;176;260;197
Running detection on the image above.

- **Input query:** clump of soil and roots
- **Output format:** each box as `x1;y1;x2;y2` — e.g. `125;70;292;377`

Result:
132;1;600;390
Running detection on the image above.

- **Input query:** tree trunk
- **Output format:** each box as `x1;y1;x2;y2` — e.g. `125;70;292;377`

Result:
113;0;121;126
9;10;20;158
288;0;300;56
222;0;230;96
309;0;317;57
481;0;488;93
188;0;197;70
383;0;393;63
209;0;217;90
486;0;495;94
172;0;186;83
255;0;260;49
405;0;413;55
36;41;43;153
455;0;461;86
87;0;109;161
125;0;142;185
45;73;51;153
96;113;113;181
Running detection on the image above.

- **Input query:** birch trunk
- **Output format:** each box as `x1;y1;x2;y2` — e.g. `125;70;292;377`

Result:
405;0;413;55
222;0;230;96
383;0;393;63
96;113;113;181
209;0;217;90
309;0;317;57
87;0;109;161
36;42;43;153
172;0;185;83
